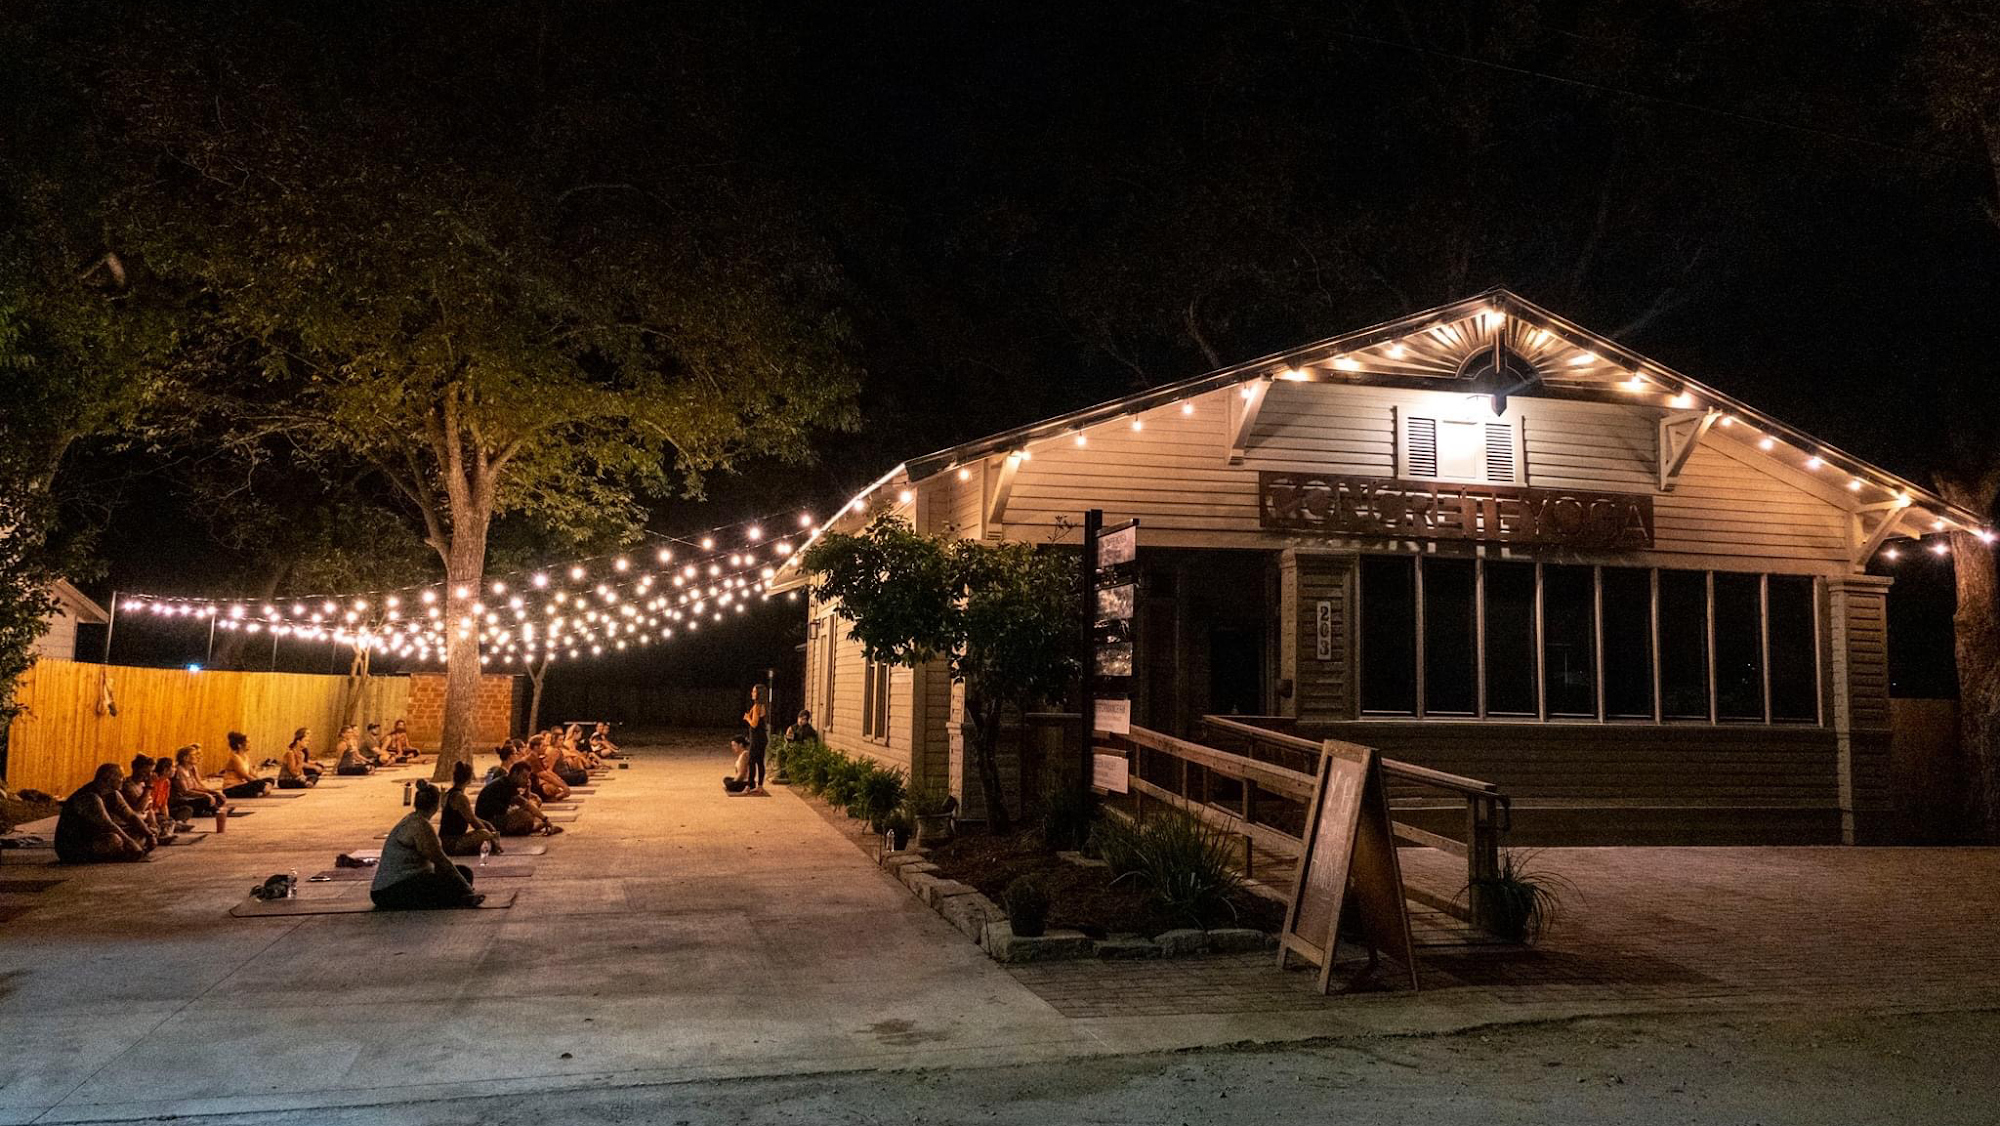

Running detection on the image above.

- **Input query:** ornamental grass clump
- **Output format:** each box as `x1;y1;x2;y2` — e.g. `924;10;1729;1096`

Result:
1464;850;1576;944
855;764;907;830
1113;809;1242;927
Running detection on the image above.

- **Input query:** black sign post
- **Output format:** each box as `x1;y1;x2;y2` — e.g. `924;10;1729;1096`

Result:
1080;511;1139;802
1078;508;1101;803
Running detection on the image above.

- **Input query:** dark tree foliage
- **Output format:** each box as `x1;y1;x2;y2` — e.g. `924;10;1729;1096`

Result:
801;515;1080;832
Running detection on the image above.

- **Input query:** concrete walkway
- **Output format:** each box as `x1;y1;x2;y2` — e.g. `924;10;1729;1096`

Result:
0;734;1093;1123
4;732;1999;1123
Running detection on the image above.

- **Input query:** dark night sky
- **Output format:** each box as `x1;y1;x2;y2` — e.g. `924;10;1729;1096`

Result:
63;1;1997;695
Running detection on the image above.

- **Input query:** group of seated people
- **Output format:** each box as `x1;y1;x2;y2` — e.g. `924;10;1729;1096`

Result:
49;719;434;864
272;719;422;786
370;723;618;909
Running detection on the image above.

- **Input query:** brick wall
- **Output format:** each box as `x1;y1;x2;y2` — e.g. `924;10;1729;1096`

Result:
405;673;519;749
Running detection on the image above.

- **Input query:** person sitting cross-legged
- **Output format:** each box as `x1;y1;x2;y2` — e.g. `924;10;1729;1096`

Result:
784;709;818;745
722;735;756;793
476;761;562;836
123;756;175;842
523;736;571;802
588;722;621;759
359;722;390;767
334;725;375;776
219;732;274;798
278;731;319;789
371;783;484;910
170;745;228;818
55;764;154;864
439;760;503;857
384;719;419;763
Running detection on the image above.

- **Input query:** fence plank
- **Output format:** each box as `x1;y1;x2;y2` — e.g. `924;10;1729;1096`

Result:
6;659;413;796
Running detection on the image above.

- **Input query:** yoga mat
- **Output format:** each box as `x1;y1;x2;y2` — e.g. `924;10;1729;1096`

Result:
259;792;308;799
311;863;535;882
725;790;772;798
545;814;579;824
230;889;517;917
221;809;255;819
0;877;65;893
159;833;209;846
0;905;38;923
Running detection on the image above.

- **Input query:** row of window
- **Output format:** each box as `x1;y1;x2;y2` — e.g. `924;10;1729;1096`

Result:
816;621;892;740
1358;557;1820;723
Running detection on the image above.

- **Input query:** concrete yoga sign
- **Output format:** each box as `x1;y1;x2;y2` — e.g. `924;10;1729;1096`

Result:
1260;471;1654;549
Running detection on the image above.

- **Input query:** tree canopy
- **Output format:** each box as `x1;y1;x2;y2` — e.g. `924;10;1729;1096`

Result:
802;515;1079;830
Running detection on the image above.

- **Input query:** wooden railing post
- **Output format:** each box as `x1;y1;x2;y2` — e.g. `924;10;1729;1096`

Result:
1466;795;1505;933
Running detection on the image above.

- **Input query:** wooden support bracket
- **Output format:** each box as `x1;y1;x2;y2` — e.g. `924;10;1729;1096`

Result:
985;453;1021;532
1852;505;1909;566
1658;408;1721;492
1229;379;1273;465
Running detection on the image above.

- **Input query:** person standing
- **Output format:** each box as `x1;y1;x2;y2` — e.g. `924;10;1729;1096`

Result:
741;681;769;794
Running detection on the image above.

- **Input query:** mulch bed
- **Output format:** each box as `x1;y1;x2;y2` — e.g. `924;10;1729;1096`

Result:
923;830;1283;940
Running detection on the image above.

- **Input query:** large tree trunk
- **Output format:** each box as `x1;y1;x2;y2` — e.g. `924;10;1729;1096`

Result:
526;657;548;733
342;642;372;727
433;520;491;781
1939;474;2000;840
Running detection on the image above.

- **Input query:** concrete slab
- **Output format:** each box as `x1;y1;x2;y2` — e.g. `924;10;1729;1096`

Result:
0;732;1091;1123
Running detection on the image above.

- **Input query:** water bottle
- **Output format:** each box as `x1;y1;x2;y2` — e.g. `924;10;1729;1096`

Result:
402;780;414;806
478;840;492;867
287;868;299;898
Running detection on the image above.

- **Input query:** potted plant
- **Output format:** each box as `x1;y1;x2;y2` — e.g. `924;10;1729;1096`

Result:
1463;850;1575;943
906;784;958;847
883;809;914;851
859;765;907;832
1002;876;1050;937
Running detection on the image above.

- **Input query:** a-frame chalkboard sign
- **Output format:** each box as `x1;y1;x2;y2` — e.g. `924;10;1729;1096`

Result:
1276;739;1419;993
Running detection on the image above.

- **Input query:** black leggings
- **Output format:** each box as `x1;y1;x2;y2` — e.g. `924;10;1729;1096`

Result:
277;776;315;789
336;763;372;776
371;865;477;910
223;780;271;798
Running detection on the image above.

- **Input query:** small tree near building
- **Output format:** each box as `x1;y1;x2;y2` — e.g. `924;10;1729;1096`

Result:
800;515;1079;833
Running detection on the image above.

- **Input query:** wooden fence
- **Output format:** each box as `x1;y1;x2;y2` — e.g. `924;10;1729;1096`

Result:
5;659;411;797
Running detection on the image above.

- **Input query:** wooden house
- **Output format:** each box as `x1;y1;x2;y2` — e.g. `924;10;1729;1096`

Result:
772;291;1991;845
36;580;108;663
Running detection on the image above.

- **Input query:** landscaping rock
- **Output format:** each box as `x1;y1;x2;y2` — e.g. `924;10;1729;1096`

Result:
1093;935;1161;959
1055;850;1109;870
981;922;1093;963
1154;928;1211;957
894;862;940;891
879;851;929;872
921;878;977;909
1205;927;1274;954
939;892;1007;941
903;872;947;902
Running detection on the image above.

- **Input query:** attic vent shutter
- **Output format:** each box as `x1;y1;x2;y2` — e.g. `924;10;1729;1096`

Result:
1485;422;1516;483
1406;417;1438;478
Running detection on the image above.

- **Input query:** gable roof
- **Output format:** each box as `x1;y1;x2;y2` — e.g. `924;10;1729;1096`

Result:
50;579;109;625
781;289;1992;578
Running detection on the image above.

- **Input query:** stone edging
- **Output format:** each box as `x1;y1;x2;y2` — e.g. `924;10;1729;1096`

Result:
878;848;1276;964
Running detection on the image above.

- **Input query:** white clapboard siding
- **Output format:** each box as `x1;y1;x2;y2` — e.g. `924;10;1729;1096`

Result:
978;380;1852;568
